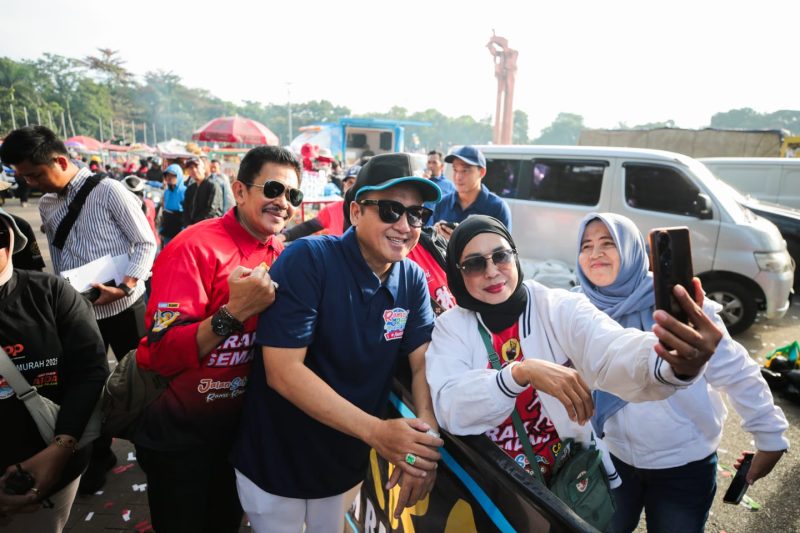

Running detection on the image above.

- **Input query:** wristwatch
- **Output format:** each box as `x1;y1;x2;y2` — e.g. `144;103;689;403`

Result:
117;282;134;297
211;305;245;337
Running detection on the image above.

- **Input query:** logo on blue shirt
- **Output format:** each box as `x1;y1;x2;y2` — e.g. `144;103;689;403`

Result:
382;307;409;341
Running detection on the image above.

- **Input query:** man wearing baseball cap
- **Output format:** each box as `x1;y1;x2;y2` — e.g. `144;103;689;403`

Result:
431;145;512;240
233;152;445;531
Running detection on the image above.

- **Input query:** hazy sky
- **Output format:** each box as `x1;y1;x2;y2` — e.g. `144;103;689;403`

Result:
4;0;797;137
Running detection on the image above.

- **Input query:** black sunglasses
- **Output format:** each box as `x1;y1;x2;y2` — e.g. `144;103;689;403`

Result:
246;180;304;207
457;248;517;276
0;227;9;250
357;199;433;228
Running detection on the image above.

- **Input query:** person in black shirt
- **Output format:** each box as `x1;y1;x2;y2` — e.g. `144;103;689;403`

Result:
182;157;223;226
7;214;44;272
0;207;108;531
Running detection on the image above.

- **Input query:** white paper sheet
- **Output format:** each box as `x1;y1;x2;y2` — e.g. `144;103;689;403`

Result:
61;254;130;292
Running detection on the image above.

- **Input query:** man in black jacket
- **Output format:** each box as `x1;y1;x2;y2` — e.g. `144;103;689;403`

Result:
182;157;223;226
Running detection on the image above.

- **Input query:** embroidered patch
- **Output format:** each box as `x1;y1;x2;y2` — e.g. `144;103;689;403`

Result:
383;308;409;341
0;377;14;400
157;302;180;309
501;338;520;362
152;310;180;333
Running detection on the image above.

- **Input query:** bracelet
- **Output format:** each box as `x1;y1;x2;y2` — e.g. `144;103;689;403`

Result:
53;435;77;453
219;305;245;330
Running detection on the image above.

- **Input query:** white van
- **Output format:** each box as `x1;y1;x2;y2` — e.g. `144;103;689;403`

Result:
699;158;800;209
465;145;793;334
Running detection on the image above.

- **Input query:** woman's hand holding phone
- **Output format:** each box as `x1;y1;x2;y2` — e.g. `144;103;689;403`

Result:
652;278;723;378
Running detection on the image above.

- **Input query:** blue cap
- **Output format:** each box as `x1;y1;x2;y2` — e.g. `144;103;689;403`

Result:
445;145;486;168
163;163;184;180
345;165;361;179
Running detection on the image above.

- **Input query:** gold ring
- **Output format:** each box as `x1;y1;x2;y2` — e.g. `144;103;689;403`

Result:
405;453;417;466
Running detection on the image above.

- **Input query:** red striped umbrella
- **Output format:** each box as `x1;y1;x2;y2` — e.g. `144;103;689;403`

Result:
191;116;280;145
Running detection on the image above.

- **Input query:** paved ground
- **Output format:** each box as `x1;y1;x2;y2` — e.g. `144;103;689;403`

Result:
4;197;799;532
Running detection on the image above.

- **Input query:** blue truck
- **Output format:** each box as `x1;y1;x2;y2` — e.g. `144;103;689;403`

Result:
290;118;429;166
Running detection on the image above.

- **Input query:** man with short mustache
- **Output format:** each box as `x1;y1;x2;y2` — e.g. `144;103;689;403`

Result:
133;146;302;533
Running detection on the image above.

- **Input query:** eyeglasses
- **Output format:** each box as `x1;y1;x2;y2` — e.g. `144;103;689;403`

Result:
246;180;304;207
0;227;9;250
357;199;433;228
457;248;517;276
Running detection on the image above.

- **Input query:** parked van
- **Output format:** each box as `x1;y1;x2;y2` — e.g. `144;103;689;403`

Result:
461;145;793;334
699;158;800;210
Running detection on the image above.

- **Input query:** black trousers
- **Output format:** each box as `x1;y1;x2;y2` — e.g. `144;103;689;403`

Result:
16;179;30;203
93;296;146;458
97;295;146;362
135;445;244;533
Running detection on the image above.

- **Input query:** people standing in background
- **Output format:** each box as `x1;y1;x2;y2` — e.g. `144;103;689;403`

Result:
182;157;223;226
424;150;455;211
207;158;235;214
430;146;511;239
0;125;156;495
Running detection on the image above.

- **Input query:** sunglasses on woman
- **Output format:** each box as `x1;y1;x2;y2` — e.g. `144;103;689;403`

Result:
357;199;433;228
457;248;517;276
0;227;8;250
246;180;304;207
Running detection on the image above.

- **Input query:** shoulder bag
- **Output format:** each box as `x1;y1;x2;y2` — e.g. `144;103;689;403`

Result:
101;348;169;440
52;174;105;250
0;345;101;449
477;325;616;531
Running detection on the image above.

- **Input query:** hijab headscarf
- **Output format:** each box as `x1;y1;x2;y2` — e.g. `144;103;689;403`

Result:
573;213;655;436
446;215;526;332
573;212;655;330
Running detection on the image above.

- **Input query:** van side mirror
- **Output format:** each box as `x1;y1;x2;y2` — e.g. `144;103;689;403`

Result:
694;193;713;219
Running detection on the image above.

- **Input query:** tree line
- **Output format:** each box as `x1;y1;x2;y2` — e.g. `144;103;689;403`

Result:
1;50;798;149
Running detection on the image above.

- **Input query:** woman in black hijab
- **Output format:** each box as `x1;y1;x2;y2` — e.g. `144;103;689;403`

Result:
425;215;723;487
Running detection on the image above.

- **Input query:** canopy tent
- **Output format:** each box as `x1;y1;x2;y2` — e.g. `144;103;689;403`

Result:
65;135;102;152
192;116;279;145
156;138;194;159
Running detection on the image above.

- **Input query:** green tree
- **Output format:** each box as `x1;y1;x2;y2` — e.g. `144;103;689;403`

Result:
513;110;530;144
533;113;584;145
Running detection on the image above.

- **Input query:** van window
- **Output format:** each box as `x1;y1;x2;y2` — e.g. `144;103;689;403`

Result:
484;159;520;198
527;160;604;205
625;164;700;216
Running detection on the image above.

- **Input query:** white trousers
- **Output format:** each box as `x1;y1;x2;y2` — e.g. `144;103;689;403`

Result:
235;469;359;533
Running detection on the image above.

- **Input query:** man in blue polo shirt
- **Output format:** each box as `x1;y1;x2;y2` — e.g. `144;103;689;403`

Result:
431;145;512;239
232;153;445;532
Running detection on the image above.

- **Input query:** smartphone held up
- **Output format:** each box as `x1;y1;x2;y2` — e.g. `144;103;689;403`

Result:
648;227;696;325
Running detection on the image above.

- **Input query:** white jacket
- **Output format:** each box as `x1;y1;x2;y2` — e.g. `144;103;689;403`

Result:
603;299;789;469
426;280;702;487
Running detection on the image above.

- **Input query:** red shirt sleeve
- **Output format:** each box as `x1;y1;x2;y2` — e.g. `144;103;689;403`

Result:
136;239;218;376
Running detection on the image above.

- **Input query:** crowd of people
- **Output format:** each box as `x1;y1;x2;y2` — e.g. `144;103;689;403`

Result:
0;124;789;533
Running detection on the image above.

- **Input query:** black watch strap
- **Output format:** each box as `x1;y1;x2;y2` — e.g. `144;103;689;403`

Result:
211;305;245;337
117;282;134;297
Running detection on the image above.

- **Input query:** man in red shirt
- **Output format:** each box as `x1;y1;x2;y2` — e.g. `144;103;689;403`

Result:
132;146;303;533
